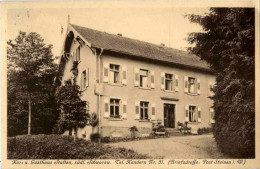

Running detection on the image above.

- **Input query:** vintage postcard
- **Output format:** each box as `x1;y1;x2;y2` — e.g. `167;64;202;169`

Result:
1;0;259;169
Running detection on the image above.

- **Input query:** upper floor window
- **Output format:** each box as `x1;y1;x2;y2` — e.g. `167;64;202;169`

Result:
210;108;215;123
188;77;196;93
140;101;149;120
81;69;89;90
184;76;200;94
110;99;120;118
209;82;215;96
134;68;154;89
165;73;173;91
109;64;120;84
140;69;149;88
76;46;80;61
103;63;127;85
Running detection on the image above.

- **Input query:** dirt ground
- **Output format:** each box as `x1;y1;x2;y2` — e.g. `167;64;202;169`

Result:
107;134;230;159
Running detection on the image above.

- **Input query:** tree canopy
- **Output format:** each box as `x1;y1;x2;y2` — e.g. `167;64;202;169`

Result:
187;8;255;158
54;61;89;142
7;31;59;136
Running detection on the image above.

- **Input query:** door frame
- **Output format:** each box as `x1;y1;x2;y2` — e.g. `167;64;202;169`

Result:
162;101;177;128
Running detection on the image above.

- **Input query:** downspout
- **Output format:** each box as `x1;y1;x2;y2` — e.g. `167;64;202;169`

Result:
97;48;103;143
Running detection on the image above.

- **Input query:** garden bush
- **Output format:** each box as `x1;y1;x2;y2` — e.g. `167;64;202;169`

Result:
90;133;100;142
7;134;149;159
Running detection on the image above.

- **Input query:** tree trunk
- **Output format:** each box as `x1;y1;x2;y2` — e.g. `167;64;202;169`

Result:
73;127;78;143
28;93;31;135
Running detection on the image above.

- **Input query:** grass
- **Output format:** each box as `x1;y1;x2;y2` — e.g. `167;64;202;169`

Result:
7;134;150;159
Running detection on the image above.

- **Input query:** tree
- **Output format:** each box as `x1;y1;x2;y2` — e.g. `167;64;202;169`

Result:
187;8;255;158
7;31;59;136
55;61;89;142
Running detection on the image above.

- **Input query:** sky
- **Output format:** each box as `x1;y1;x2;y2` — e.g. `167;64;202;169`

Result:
7;8;209;62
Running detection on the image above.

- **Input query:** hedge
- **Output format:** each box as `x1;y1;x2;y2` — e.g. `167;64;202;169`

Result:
7;134;149;159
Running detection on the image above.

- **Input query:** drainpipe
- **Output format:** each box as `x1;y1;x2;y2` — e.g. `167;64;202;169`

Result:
97;48;103;143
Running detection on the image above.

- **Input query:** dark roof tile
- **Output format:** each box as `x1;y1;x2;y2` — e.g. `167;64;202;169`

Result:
71;24;210;71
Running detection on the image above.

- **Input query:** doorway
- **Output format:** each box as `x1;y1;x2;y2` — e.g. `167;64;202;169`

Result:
164;104;175;128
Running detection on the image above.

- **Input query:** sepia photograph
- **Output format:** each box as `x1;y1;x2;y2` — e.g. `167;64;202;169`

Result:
1;1;259;168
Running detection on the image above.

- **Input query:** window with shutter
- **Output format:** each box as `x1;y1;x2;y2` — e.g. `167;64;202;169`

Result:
104;98;109;118
134;68;139;87
185;105;189;122
103;64;109;83
210;108;215;123
122;66;127;85
185;76;200;95
140;69;149;88
165;73;174;91
140;101;149;120
151;104;155;121
122;100;127;119
198;107;201;122
175;75;179;92
188;105;197;122
150;71;155;88
197;78;201;94
135;102;139;119
161;72;165;90
184;76;188;93
110;98;120;118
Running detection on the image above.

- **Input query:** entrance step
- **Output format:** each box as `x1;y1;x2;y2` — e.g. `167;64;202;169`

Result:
165;128;183;136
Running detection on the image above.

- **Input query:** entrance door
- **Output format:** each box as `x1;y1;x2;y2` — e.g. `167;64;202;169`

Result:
164;104;175;128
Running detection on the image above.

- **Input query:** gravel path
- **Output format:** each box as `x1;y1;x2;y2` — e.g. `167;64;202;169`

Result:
106;134;229;159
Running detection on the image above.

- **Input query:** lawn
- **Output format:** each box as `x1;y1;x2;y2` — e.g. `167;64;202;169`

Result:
7;134;150;159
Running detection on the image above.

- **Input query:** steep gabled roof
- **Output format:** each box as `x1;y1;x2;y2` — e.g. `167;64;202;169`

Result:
71;24;211;71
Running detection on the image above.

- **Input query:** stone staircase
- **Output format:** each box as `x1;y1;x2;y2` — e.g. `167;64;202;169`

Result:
165;128;183;136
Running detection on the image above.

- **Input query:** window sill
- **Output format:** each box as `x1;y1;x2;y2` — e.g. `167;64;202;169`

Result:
107;83;123;87
185;92;199;96
108;118;123;121
138;119;150;122
138;87;151;90
164;90;174;93
188;121;198;124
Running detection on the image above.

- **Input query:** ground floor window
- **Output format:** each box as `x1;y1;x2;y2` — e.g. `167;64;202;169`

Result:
189;105;197;122
140;101;149;120
110;99;120;118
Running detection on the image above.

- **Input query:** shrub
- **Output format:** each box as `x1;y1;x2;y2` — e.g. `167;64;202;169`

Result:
90;133;100;142
197;128;203;135
129;126;138;139
7;134;149;159
101;136;110;143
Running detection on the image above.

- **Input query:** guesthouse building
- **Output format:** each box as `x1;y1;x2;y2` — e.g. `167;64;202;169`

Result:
58;23;216;139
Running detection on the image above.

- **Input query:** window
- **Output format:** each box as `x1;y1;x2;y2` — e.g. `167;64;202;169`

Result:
189;106;197;122
184;76;200;94
209;83;214;96
76;46;80;61
165;73;173;91
140;101;149;120
140;69;149;88
81;70;86;89
188;77;196;93
110;99;120;118
81;69;88;90
210;108;215;123
109;64;120;84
